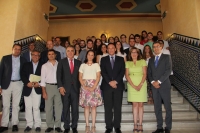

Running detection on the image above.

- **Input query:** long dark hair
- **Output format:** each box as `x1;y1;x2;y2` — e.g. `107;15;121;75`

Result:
142;45;154;60
93;39;102;53
84;50;96;63
74;44;81;55
129;47;142;61
115;41;124;55
97;44;107;55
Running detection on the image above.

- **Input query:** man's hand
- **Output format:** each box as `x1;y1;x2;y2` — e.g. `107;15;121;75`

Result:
152;81;160;89
109;81;117;89
42;91;48;100
27;82;33;88
33;82;40;88
59;87;66;96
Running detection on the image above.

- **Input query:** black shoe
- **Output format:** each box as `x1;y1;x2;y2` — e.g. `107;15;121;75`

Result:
12;125;18;132
152;128;164;133
35;127;41;132
165;128;170;133
45;127;54;132
0;126;8;132
64;129;70;133
55;127;63;132
115;128;122;133
72;128;78;133
105;129;112;133
24;126;32;132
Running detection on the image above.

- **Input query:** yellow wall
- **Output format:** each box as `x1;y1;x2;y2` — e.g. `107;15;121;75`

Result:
48;18;162;43
0;0;20;57
0;0;49;59
15;0;50;40
160;0;200;39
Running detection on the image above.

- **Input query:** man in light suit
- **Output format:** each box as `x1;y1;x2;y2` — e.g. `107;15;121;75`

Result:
100;43;125;133
0;44;27;132
22;41;35;62
148;42;172;133
57;46;81;133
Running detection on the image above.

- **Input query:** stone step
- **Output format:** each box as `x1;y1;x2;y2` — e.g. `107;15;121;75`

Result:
12;120;200;131
19;111;197;121
122;97;183;104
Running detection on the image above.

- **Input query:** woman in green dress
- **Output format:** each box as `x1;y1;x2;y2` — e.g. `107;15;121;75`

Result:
125;47;147;132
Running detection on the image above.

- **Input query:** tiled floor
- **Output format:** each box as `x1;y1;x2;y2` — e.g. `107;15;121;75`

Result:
1;129;200;133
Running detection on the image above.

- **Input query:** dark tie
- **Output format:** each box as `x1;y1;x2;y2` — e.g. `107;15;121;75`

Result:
70;59;74;74
111;56;114;69
155;56;159;67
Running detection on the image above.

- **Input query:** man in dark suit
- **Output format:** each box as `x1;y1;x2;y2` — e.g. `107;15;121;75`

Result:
40;40;61;64
148;42;172;133
100;43;125;133
57;45;81;133
21;50;42;132
22;41;35;62
0;44;27;132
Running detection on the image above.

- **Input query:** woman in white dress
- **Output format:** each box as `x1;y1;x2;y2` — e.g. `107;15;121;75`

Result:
115;41;127;61
142;45;154;104
74;44;81;59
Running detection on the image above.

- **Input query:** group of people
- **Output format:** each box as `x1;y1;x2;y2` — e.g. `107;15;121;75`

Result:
0;30;172;133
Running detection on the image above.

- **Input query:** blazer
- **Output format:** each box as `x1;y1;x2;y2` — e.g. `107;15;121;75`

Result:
100;55;125;90
40;50;61;64
21;61;43;96
0;54;27;89
57;58;81;94
147;54;172;89
22;51;31;62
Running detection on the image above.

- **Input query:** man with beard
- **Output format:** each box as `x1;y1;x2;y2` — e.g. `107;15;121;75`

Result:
78;39;93;63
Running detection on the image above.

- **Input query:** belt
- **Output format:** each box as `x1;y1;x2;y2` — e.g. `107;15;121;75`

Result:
46;83;57;85
11;80;21;82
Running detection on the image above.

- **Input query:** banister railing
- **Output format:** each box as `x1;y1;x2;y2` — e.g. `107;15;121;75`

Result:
167;33;200;113
14;34;47;54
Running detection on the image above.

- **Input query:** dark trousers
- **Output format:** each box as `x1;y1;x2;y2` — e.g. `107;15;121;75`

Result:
62;85;79;129
103;89;123;129
152;87;172;130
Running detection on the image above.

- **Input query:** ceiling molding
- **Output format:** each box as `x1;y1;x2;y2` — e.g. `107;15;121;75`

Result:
50;4;57;13
156;3;161;11
76;0;96;12
49;14;161;20
116;0;137;11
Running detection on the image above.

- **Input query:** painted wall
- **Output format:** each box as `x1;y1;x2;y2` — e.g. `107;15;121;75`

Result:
15;0;50;40
0;0;20;57
48;18;162;43
160;0;200;39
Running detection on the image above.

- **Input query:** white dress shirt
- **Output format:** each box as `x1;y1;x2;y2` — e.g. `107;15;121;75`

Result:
40;61;58;87
135;43;144;53
53;45;66;59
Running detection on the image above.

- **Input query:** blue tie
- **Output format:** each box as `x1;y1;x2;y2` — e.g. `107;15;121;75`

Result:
111;56;114;69
155;56;159;67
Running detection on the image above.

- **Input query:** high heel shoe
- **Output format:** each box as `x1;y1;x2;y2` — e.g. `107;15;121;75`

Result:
85;126;90;133
91;126;96;133
137;125;143;132
133;124;138;132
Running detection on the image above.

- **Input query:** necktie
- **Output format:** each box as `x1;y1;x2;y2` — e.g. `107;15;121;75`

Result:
70;59;74;74
111;56;114;69
155;56;159;67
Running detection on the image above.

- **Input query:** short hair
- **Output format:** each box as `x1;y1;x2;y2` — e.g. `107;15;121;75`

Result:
28;41;35;46
153;41;162;46
134;34;140;39
84;50;96;63
12;44;22;49
80;40;85;43
148;32;153;36
31;50;40;56
107;43;116;48
66;45;75;51
120;34;126;38
87;39;93;44
157;31;163;34
129;47;142;61
158;40;164;44
100;34;106;38
47;49;56;55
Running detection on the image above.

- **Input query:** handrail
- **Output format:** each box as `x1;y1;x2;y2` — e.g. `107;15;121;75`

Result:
14;34;46;43
167;33;200;41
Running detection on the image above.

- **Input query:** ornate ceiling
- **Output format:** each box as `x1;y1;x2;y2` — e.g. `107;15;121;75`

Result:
50;0;161;15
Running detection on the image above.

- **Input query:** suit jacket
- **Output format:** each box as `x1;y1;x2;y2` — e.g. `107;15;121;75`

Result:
57;58;81;94
100;55;125;90
147;54;172;89
0;54;27;89
21;61;42;96
40;50;61;64
22;51;31;62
